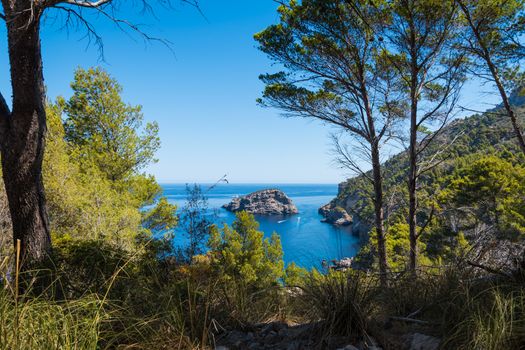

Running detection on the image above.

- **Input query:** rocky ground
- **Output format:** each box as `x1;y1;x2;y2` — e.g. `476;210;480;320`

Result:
223;189;299;215
213;321;440;350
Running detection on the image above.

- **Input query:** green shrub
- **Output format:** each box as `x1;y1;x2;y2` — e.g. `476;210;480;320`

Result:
443;285;525;349
208;211;284;287
206;211;287;326
297;270;377;338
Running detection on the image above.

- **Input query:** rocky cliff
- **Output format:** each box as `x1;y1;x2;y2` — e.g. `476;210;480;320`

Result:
319;204;352;226
223;189;299;215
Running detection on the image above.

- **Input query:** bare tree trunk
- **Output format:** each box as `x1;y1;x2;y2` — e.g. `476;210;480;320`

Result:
371;141;388;286
0;5;51;267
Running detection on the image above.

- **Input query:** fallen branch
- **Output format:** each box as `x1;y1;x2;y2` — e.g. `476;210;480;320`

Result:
389;316;436;325
467;260;512;278
406;308;423;319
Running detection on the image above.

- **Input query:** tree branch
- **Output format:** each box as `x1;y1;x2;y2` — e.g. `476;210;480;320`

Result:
47;0;203;55
61;0;111;7
416;205;434;240
458;105;506;117
467;260;512;278
331;134;375;184
389;316;434;325
0;12;5;21
52;5;104;52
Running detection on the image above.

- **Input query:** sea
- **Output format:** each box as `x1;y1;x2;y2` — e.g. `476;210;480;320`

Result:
161;183;361;269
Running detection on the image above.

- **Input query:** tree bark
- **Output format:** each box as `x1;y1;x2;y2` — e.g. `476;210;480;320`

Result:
363;86;388;286
408;124;418;273
0;3;51;267
408;15;419;275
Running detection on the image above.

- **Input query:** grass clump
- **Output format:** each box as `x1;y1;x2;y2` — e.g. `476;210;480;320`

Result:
296;270;377;339
0;288;104;350
442;284;525;350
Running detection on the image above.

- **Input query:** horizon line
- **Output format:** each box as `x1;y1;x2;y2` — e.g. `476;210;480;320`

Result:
156;181;342;185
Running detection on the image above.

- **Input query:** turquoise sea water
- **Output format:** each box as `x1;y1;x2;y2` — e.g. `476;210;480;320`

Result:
161;184;361;269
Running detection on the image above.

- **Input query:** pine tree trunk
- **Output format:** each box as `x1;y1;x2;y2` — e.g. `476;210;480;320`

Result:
371;142;388;286
0;5;51;267
408;141;418;274
408;44;419;275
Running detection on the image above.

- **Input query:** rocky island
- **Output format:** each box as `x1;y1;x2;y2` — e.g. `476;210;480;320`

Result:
319;203;352;226
222;189;298;215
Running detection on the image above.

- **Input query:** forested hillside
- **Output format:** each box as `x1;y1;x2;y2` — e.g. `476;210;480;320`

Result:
322;104;525;268
326;103;525;230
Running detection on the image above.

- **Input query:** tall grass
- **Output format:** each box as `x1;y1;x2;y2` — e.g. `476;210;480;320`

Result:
0;241;107;350
0;237;292;350
0;241;157;350
5;235;525;350
296;271;376;338
443;286;525;349
373;265;525;350
0;290;104;350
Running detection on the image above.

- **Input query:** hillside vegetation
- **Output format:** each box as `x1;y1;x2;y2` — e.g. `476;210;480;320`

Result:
323;104;525;270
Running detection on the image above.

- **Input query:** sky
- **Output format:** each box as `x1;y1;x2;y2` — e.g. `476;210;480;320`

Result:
0;0;502;184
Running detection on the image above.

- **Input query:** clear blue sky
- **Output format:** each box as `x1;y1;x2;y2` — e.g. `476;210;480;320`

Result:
0;0;501;184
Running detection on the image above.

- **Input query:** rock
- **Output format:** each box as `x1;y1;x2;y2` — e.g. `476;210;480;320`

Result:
331;257;353;271
318;203;332;217
286;341;301;350
409;333;440;350
248;343;260;350
223;189;298;215
337;345;359;350
319;205;352;226
359;338;382;350
278;328;288;337
224;330;247;348
261;322;286;334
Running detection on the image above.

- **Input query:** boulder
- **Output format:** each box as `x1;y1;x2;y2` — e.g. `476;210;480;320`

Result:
331;257;353;271
319;205;352;226
222;189;298;215
408;333;440;350
337;345;359;350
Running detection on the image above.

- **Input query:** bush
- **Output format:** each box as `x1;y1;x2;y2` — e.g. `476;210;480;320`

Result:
206;211;287;326
442;284;525;349
208;211;284;288
297;270;377;339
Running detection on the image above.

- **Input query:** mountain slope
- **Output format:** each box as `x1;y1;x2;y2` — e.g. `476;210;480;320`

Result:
321;104;525;239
